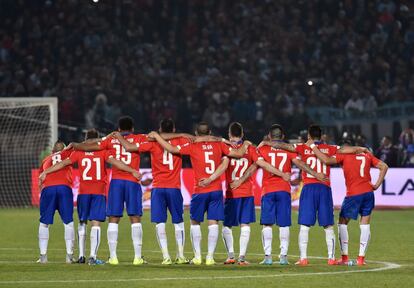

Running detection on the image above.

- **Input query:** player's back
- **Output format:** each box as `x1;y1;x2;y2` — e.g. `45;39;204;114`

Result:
257;145;295;194
182;141;230;193
99;133;146;183
71;150;110;195
295;143;339;187
336;153;380;196
143;137;188;189
40;149;72;188
225;144;256;198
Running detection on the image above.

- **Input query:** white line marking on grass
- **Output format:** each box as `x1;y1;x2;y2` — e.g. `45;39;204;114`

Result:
0;252;402;285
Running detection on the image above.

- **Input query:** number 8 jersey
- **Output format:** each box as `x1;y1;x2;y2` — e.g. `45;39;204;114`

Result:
294;142;340;187
98;133;147;183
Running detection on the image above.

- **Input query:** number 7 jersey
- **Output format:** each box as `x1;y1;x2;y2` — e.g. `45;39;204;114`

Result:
97;133;147;183
294;143;340;187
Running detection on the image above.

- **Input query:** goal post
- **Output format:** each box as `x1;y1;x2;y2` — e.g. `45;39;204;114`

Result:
0;97;58;207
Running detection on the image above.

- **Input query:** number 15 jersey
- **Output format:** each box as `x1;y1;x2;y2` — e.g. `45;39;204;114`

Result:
294;143;339;187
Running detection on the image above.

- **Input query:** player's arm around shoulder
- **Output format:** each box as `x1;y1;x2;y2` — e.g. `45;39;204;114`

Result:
261;140;296;152
111;131;140;152
292;157;328;182
306;139;337;165
148;131;182;154
227;140;252;158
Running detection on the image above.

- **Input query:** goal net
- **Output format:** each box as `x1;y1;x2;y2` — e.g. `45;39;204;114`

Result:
0;98;57;207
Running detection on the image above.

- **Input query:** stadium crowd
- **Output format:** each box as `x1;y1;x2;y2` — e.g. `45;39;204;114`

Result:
1;0;414;166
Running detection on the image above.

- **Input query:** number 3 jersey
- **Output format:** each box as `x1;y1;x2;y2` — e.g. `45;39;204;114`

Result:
225;144;257;198
138;137;190;189
39;148;73;188
178;141;232;193
254;145;298;195
98;133;147;183
334;153;380;196
69;150;114;195
294;143;339;187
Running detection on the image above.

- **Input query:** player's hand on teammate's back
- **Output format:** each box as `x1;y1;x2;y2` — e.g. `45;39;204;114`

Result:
316;172;329;182
198;178;212;187
230;179;243;189
371;183;380;190
147;131;159;140
132;171;142;181
282;172;291;182
39;172;46;183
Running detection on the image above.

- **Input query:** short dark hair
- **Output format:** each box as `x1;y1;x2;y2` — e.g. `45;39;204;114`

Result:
269;124;284;140
85;129;99;140
118;116;134;131
338;139;353;146
160;118;175;133
308;124;322;139
229;122;243;138
196;122;211;136
52;140;65;153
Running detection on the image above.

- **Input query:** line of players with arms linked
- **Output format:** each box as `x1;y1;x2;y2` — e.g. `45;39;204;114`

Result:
37;116;388;267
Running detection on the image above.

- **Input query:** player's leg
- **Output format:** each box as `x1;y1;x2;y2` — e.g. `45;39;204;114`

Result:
88;194;106;265
76;194;90;263
38;187;57;263
260;193;276;265
57;185;75;263
189;193;207;265
238;196;255;265
296;185;317;265
222;198;238;264
106;179;124;264
125;181;145;265
357;192;375;265
165;188;187;263
151;188;171;264
206;191;224;265
276;192;291;265
317;185;336;264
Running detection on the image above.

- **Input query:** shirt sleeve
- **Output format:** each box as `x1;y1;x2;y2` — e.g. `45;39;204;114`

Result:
138;141;153;153
97;137;110;150
177;142;191;155
334;153;344;164
252;147;263;162
293;143;303;155
329;145;340;156
104;150;115;161
68;151;79;164
288;151;299;160
60;148;73;160
370;153;381;167
220;142;232;156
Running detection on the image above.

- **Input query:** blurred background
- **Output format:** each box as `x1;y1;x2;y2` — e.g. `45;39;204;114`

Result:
1;0;414;167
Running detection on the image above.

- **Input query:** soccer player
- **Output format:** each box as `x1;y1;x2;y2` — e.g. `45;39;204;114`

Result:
254;124;327;265
149;122;250;265
265;124;368;265
112;118;191;265
308;139;388;265
37;140;74;264
71;116;147;265
39;129;142;265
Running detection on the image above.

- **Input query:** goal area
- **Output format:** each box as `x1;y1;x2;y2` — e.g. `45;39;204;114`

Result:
0;97;57;207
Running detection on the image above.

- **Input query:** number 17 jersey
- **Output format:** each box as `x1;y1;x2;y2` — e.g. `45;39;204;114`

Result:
294;143;339;187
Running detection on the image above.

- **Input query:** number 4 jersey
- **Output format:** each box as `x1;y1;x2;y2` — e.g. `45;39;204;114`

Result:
69;150;114;195
98;133;147;183
294;142;340;187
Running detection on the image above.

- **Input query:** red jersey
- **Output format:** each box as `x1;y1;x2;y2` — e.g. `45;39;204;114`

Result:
69;150;114;195
335;153;380;196
179;141;232;193
254;145;297;195
40;149;72;188
225;144;257;198
139;137;190;189
98;133;146;183
294;142;340;187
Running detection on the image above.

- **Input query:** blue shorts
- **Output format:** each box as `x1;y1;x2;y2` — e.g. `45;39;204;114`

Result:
107;179;142;217
298;183;334;227
151;188;184;223
77;194;106;222
39;185;73;225
190;191;224;222
261;191;291;227
224;196;256;227
340;192;375;220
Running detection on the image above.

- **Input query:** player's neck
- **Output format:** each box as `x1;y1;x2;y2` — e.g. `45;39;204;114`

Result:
119;131;132;136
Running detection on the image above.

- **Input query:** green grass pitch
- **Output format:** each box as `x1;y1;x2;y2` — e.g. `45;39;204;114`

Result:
0;209;413;288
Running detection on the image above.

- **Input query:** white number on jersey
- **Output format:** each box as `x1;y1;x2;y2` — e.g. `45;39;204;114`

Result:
81;158;101;180
356;155;366;177
306;156;327;178
114;144;132;164
51;154;62;165
230;158;249;180
163;150;174;170
269;152;288;171
204;151;215;174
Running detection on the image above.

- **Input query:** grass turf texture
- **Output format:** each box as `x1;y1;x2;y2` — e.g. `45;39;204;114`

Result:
0;209;413;288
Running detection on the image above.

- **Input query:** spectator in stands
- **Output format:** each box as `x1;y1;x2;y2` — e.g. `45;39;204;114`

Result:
344;91;364;114
399;129;414;167
375;136;400;167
